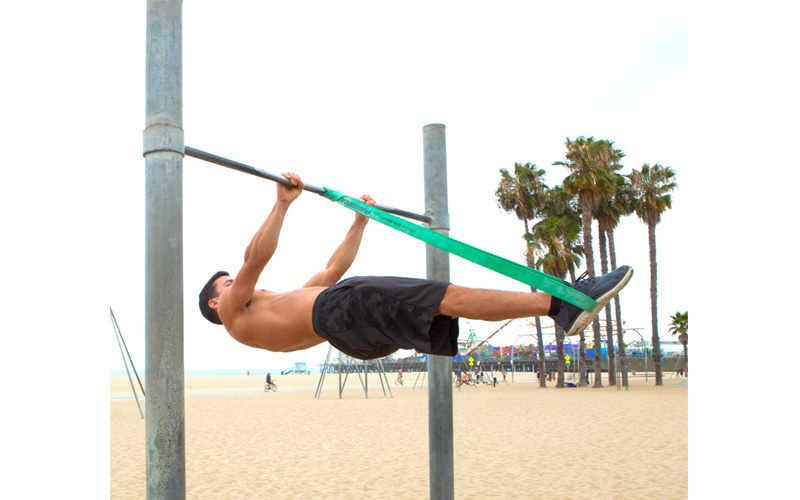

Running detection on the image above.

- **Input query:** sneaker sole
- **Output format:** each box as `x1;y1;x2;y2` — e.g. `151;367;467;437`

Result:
565;267;634;336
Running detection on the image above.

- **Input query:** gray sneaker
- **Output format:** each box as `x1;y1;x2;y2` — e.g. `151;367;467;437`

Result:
551;266;633;336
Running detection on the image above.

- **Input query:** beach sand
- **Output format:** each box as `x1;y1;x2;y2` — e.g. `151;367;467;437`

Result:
111;372;688;499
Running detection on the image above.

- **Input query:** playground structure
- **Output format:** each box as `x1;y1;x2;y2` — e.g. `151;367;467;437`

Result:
451;317;652;360
110;308;144;419
314;345;395;399
445;319;687;386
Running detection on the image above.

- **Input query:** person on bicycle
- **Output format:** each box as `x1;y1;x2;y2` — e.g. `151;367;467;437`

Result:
266;373;272;385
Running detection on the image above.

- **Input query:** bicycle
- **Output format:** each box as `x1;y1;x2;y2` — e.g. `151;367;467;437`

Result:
264;382;278;392
395;375;404;386
455;376;475;388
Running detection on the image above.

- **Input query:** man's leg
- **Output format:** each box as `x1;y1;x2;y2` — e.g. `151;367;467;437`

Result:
435;265;633;336
435;285;552;321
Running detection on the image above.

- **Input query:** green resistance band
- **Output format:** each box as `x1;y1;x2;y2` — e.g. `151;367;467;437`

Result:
321;189;598;312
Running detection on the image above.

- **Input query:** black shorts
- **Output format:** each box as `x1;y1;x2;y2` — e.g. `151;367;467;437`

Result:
311;276;460;360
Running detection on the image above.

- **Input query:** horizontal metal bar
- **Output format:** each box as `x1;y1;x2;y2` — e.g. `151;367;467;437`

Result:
184;146;432;223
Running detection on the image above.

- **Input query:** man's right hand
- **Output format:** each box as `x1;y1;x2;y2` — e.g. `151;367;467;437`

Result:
278;172;304;204
354;194;375;224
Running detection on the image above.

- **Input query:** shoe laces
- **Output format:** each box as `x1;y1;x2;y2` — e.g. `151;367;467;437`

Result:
570;270;596;290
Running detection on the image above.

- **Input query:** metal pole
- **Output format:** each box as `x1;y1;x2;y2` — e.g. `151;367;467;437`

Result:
377;360;393;397
144;1;185;498
627;328;647;382
111;310;144;420
364;360;369;399
110;308;146;398
315;345;334;399
184;146;432;224
424;123;454;500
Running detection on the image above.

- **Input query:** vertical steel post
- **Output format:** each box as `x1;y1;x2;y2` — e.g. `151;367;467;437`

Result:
423;123;454;500
144;1;185;498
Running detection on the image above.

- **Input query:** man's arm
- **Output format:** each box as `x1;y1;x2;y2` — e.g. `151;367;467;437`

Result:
302;195;375;288
220;173;304;318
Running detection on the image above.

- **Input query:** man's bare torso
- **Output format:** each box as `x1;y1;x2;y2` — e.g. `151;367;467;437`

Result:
207;183;375;354
218;286;327;352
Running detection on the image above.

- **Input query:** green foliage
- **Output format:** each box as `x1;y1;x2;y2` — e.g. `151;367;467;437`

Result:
669;311;688;336
555;136;626;210
627;163;678;227
495;162;549;222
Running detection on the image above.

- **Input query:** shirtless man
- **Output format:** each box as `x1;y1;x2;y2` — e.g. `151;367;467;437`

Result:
198;172;633;360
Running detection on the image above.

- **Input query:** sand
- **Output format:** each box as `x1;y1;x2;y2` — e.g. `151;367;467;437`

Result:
111;372;688;499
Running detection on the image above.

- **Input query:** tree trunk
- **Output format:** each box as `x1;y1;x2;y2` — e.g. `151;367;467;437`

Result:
608;228;628;388
597;223;615;385
525;242;546;389
535;316;546;388
568;267;588;388
556;325;565;388
648;222;663;386
580;199;602;388
579;331;588;386
681;334;688;376
590;318;603;388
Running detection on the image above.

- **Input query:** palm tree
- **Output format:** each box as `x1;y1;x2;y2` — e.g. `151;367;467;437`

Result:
628;163;678;386
496;162;549;387
592;172;631;385
530;186;583;388
669;311;688;375
555;137;625;388
602;174;636;387
496;162;552;231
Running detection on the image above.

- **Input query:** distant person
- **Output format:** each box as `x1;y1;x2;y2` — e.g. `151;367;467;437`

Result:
198;172;633;361
266;373;272;385
491;369;497;387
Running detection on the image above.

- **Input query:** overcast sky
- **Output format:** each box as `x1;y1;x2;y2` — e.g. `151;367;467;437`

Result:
105;2;692;373
3;2;694;374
